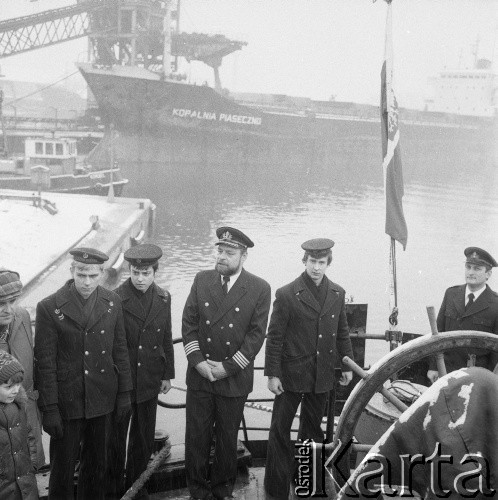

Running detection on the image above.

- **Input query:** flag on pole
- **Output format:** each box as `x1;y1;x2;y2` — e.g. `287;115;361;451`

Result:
381;1;407;250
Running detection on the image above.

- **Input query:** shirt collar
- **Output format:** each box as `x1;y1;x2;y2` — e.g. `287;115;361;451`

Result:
465;284;486;301
220;268;242;291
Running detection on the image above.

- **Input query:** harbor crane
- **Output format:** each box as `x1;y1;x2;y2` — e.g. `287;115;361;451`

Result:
0;0;246;89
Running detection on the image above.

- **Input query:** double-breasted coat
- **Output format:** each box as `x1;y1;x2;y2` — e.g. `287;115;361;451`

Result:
265;274;354;394
182;268;271;397
34;280;132;419
114;279;175;403
5;307;45;469
431;284;498;372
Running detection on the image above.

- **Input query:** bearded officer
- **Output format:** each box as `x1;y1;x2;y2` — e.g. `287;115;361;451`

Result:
34;247;132;500
107;244;175;499
264;238;354;500
427;247;498;384
182;227;271;500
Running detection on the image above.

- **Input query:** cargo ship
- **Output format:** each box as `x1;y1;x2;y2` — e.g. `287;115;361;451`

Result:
78;1;497;170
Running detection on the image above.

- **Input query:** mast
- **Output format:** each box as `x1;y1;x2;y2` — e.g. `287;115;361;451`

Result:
163;1;172;78
174;0;181;72
380;0;408;346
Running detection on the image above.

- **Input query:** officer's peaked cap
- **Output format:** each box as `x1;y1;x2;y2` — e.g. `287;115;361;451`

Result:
464;247;497;268
215;227;254;249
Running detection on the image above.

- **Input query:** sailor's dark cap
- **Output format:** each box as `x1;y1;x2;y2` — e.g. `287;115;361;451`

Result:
465;247;497;268
215;227;254;249
124;244;163;266
301;238;335;252
69;247;109;265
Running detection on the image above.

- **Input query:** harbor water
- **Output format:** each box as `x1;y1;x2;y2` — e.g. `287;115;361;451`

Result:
116;132;498;444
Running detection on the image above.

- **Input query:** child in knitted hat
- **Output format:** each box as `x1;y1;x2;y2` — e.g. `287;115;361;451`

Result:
0;268;45;471
0;351;39;499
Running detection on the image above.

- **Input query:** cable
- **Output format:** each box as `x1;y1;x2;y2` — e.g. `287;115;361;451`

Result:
5;70;80;106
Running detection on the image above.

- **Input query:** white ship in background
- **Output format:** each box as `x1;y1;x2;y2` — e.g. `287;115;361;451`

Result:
425;45;496;118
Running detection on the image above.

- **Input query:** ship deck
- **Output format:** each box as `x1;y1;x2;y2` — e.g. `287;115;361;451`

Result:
147;465;421;500
35;440;422;499
150;464;315;500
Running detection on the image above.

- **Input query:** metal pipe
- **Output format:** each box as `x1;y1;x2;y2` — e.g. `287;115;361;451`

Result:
342;356;408;413
427;305;447;376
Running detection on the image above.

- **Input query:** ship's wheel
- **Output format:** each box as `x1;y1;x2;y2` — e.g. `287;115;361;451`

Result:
331;330;498;486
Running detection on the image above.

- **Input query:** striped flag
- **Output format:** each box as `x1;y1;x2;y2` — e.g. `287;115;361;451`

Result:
381;2;407;250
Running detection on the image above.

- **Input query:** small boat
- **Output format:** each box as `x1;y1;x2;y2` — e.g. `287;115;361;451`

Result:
0;136;128;195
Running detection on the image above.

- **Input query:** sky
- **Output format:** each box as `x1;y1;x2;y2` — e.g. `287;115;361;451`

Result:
0;0;496;108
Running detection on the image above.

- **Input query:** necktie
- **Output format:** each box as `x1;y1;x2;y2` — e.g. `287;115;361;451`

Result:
465;292;475;310
222;276;230;295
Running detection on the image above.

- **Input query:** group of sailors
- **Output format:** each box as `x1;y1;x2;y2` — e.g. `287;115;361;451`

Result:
0;225;497;500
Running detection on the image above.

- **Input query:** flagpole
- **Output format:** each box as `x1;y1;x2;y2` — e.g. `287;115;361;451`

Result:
385;0;398;329
390;237;397;308
381;0;406;345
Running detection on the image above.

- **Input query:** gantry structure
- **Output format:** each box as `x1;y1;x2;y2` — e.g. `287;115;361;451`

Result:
0;1;246;88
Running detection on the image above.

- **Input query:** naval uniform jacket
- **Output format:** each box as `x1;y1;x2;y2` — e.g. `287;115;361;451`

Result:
182;268;271;397
430;284;498;372
114;279;175;403
34;280;132;420
264;274;354;394
5;307;45;469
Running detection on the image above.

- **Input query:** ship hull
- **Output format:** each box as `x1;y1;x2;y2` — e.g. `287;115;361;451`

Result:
78;64;497;173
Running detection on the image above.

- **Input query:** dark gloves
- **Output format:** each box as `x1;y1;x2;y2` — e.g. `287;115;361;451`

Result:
42;405;63;439
115;391;131;423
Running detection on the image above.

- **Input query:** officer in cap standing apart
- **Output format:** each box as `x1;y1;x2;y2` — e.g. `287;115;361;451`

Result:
34;247;132;500
0;268;45;470
264;238;354;500
182;227;271;500
427;247;498;384
106;244;175;499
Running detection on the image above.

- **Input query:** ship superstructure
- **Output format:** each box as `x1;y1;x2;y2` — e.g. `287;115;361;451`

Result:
426;57;496;117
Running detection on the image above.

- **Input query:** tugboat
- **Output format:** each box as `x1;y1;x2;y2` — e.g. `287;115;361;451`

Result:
0;136;128;195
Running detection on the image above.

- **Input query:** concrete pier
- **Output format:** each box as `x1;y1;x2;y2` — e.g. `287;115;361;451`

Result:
0;189;155;315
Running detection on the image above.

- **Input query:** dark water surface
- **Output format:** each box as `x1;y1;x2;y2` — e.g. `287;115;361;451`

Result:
118;130;498;442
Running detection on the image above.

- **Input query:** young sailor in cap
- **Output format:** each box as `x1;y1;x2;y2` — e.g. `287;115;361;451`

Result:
182;227;271;500
427;246;498;383
106;243;175;498
34;247;132;500
264;238;354;500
